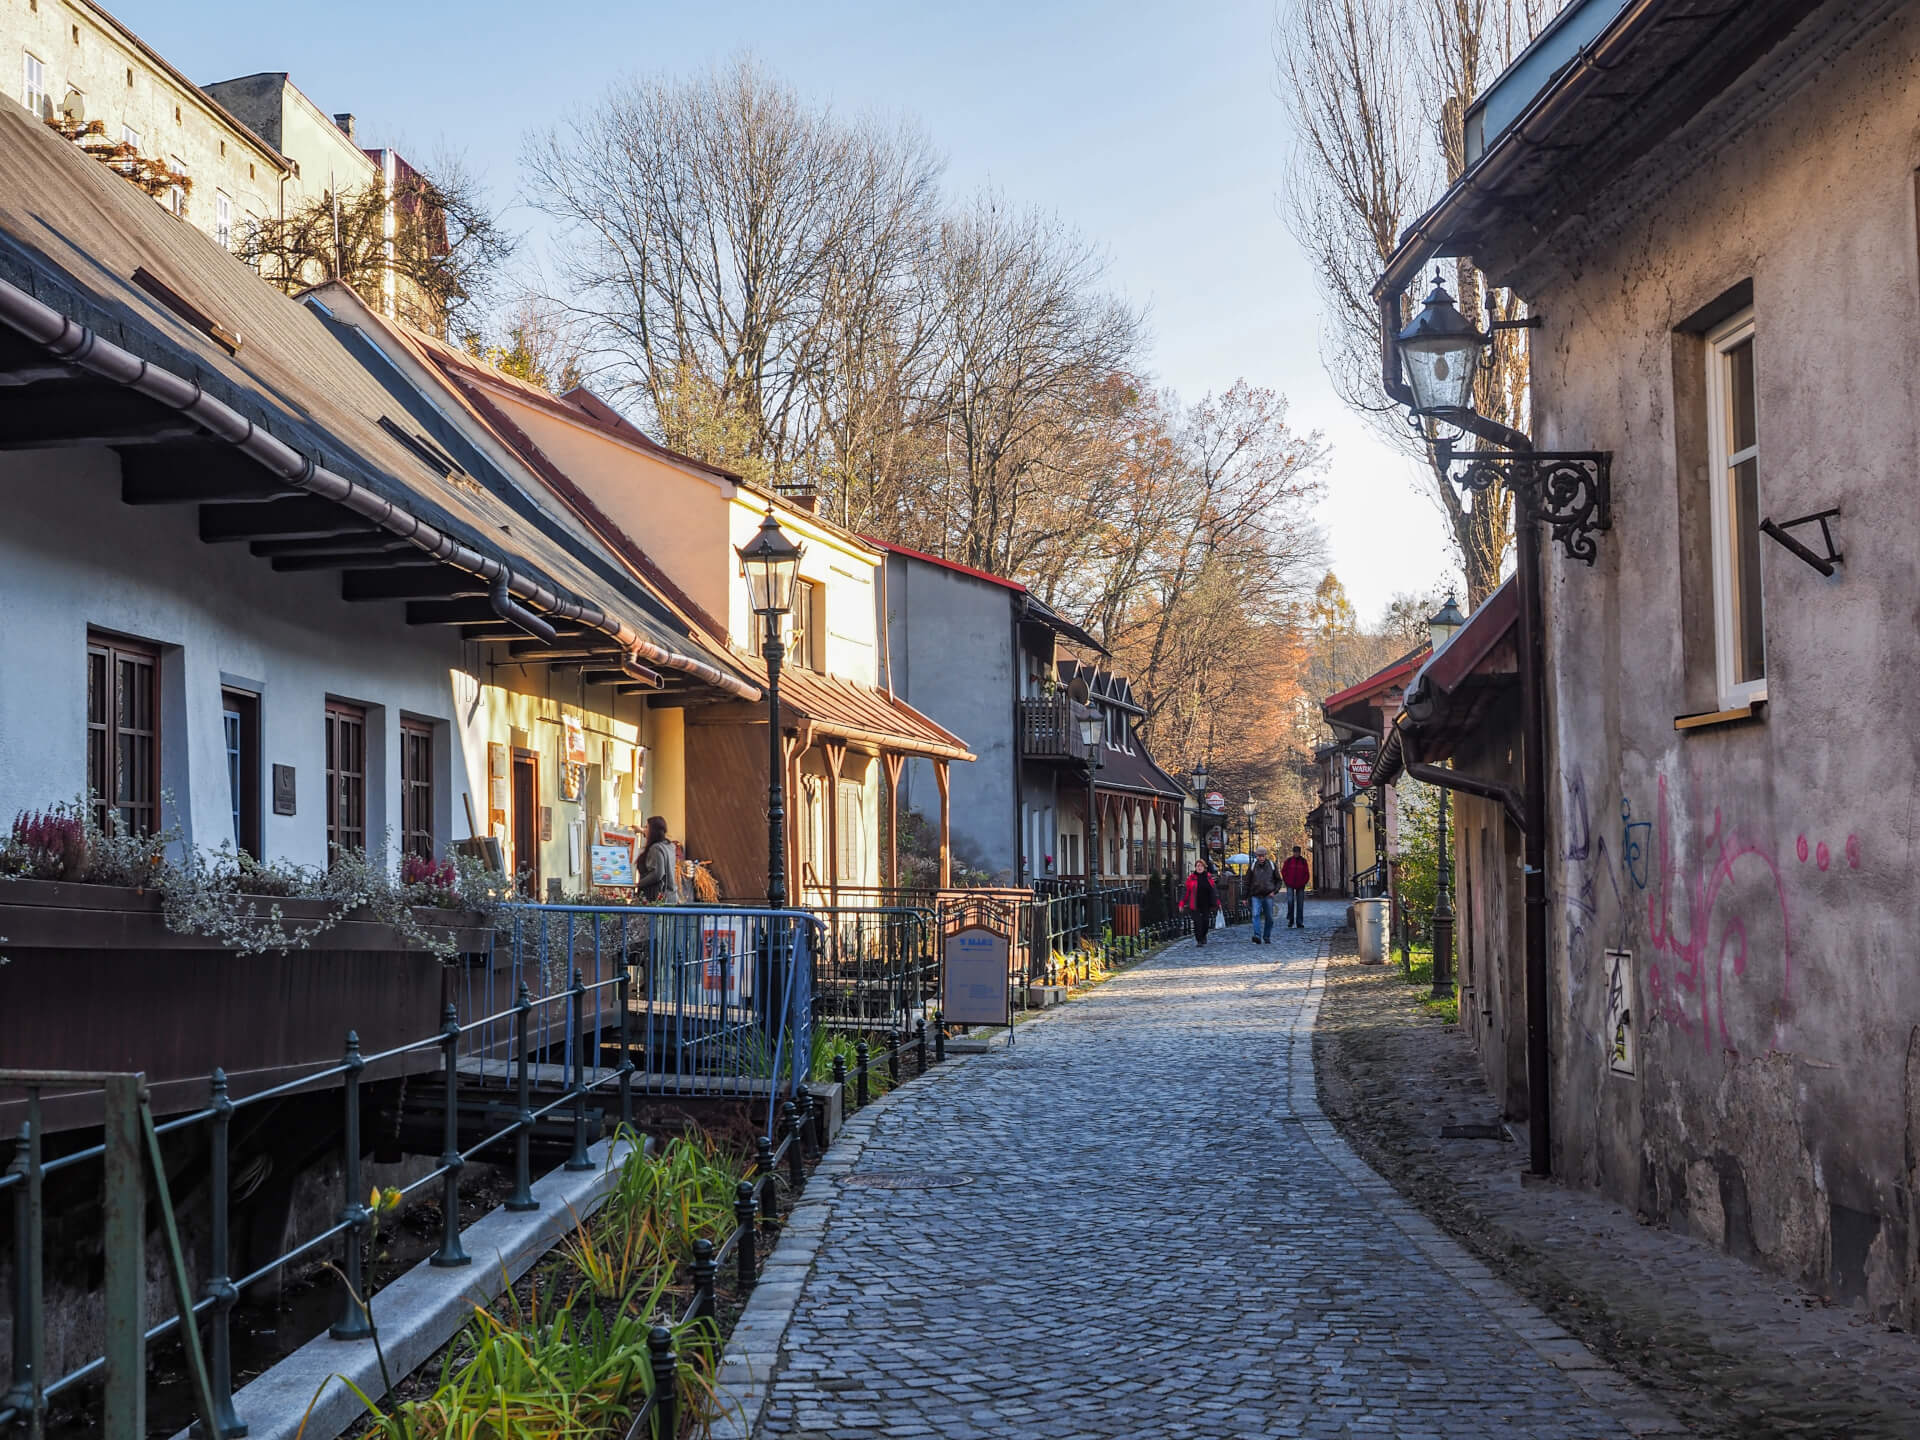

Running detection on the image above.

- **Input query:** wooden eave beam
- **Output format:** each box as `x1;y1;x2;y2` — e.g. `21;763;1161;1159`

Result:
120;445;299;505
341;568;483;602
200;497;373;542
272;552;445;573
0;381;201;449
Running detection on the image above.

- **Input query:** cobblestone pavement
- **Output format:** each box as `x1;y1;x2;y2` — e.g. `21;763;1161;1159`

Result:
1314;938;1920;1440
751;905;1683;1439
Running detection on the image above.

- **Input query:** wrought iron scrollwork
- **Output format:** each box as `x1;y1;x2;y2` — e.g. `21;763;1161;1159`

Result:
1448;451;1612;565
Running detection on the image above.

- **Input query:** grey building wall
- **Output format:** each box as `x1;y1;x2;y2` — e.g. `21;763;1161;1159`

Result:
885;554;1017;881
1486;5;1920;1319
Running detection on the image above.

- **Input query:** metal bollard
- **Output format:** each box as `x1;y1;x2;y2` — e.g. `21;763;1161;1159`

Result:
204;1069;244;1436
855;1039;869;1109
784;1101;806;1193
506;982;537;1212
934;1011;946;1063
734;1180;758;1292
690;1237;717;1323
566;969;592;1172
755;1136;779;1222
915;1018;927;1074
431;1003;470;1269
831;1053;847;1094
887;1031;900;1084
648;1326;679;1440
330;1032;372;1340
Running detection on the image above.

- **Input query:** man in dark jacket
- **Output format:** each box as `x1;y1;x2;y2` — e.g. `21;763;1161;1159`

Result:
1180;860;1218;947
1246;847;1279;944
1281;846;1311;927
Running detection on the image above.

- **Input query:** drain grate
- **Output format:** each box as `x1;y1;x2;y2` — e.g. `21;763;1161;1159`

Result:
840;1170;976;1190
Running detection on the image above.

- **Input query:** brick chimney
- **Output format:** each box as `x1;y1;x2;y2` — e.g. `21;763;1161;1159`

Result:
333;112;356;140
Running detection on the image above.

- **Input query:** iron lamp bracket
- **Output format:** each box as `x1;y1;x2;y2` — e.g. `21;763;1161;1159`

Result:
1445;450;1614;565
1759;508;1842;577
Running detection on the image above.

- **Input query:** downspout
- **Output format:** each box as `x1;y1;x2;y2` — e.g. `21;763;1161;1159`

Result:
0;275;757;701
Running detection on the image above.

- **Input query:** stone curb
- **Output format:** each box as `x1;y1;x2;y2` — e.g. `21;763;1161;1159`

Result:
176;1136;639;1440
1289;937;1688;1438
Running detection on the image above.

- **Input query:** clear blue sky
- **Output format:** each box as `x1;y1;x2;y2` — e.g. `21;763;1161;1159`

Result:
109;0;1455;618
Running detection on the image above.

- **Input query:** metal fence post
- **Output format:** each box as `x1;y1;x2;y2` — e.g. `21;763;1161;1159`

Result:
330;1033;372;1341
734;1181;758;1292
855;1039;869;1110
431;1003;470;1269
887;1031;900;1085
755;1136;778;1222
915;1018;927;1074
204;1069;244;1437
566;969;592;1172
783;1102;806;1193
934;1011;946;1064
101;1075;144;1439
831;1053;847;1100
507;982;537;1212
690;1237;717;1324
4;1115;42;1431
647;1326;678;1440
617;960;634;1134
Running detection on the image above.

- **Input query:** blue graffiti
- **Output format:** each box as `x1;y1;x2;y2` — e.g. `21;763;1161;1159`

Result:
1621;796;1651;891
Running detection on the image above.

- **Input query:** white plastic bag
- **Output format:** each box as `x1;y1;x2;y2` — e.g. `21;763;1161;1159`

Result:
1212;910;1225;931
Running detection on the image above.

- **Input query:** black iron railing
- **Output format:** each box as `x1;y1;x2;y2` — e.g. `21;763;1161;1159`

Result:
0;903;819;1437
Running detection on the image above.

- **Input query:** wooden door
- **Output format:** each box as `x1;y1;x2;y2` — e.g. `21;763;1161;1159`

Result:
512;750;538;897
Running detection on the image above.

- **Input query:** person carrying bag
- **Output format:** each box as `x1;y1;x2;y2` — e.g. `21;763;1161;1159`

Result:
1179;860;1219;948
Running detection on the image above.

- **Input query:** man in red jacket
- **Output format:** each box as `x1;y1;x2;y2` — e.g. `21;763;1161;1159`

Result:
1281;846;1311;928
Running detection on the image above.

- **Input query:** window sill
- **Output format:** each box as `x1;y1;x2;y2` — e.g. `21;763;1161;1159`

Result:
1674;700;1763;732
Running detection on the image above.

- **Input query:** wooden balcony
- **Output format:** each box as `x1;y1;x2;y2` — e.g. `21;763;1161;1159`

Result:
1017;698;1091;764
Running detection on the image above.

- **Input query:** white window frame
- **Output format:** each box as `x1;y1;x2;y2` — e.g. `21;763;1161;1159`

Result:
22;51;44;118
168;155;187;216
1704;309;1766;709
215;190;232;248
120;121;139;152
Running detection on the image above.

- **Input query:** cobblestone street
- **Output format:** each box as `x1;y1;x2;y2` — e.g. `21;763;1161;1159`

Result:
748;904;1684;1438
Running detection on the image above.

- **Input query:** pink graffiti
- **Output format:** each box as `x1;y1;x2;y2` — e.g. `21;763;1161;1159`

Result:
1646;775;1791;1052
1846;834;1861;869
1816;841;1830;872
1795;834;1808;863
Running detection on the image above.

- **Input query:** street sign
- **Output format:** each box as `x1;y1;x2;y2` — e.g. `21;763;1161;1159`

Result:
1349;757;1374;787
1203;790;1227;813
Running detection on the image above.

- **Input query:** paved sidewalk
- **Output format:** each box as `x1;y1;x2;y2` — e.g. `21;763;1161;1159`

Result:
747;904;1685;1438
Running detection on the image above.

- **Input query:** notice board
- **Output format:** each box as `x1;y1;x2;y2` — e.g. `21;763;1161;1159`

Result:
942;923;1011;1027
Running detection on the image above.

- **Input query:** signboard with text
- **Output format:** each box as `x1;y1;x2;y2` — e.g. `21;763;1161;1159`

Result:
942;923;1012;1027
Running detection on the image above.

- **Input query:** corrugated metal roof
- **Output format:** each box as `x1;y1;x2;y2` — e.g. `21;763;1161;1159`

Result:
734;655;974;762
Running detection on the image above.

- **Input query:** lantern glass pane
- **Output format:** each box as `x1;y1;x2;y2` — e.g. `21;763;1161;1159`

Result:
1402;337;1481;416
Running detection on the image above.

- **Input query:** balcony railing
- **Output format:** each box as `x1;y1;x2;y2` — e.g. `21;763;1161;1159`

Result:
1016;698;1091;763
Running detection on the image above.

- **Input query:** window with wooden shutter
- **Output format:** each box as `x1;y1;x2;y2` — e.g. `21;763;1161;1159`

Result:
87;633;159;836
325;700;367;858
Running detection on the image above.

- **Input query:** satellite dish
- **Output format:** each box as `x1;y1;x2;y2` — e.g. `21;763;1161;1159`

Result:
61;89;85;123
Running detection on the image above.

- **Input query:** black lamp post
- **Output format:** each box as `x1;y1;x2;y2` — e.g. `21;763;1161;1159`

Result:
1189;758;1210;873
1241;794;1257;866
1425;597;1465;1000
1078;704;1104;940
736;510;805;909
1386;270;1614;1176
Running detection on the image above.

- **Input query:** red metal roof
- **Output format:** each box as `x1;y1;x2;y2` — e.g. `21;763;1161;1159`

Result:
866;537;1028;593
1320;645;1431;715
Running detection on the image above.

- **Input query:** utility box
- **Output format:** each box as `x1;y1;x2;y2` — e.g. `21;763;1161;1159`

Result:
1355;898;1389;963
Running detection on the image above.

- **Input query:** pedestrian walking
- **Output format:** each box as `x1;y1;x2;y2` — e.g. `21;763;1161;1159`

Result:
1246;846;1279;943
1281;845;1311;928
1179;859;1219;947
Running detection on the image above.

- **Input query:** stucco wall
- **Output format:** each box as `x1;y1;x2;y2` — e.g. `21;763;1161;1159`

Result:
885;554;1016;878
1499;7;1920;1316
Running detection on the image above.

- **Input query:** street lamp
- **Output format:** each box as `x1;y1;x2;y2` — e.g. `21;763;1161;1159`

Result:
1427;594;1466;652
1385;269;1616;1178
736;510;805;909
1241;793;1257;866
1078;703;1105;940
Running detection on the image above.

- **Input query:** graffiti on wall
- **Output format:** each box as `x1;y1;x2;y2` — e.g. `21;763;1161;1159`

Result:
1645;775;1792;1053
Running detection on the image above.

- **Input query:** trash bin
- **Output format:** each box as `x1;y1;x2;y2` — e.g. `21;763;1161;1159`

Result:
1354;898;1388;963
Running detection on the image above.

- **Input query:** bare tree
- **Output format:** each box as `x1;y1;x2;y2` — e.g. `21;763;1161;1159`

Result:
1276;0;1552;605
244;153;513;336
523;56;944;486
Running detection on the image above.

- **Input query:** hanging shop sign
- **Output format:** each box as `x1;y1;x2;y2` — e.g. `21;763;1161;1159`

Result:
1202;790;1227;813
1349;756;1374;787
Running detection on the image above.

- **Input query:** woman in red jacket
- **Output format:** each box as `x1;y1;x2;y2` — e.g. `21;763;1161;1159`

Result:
1179;860;1219;947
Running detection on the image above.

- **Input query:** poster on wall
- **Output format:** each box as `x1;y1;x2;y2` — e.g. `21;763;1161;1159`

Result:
700;927;748;1005
1604;949;1635;1077
591;844;635;888
560;715;588;801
